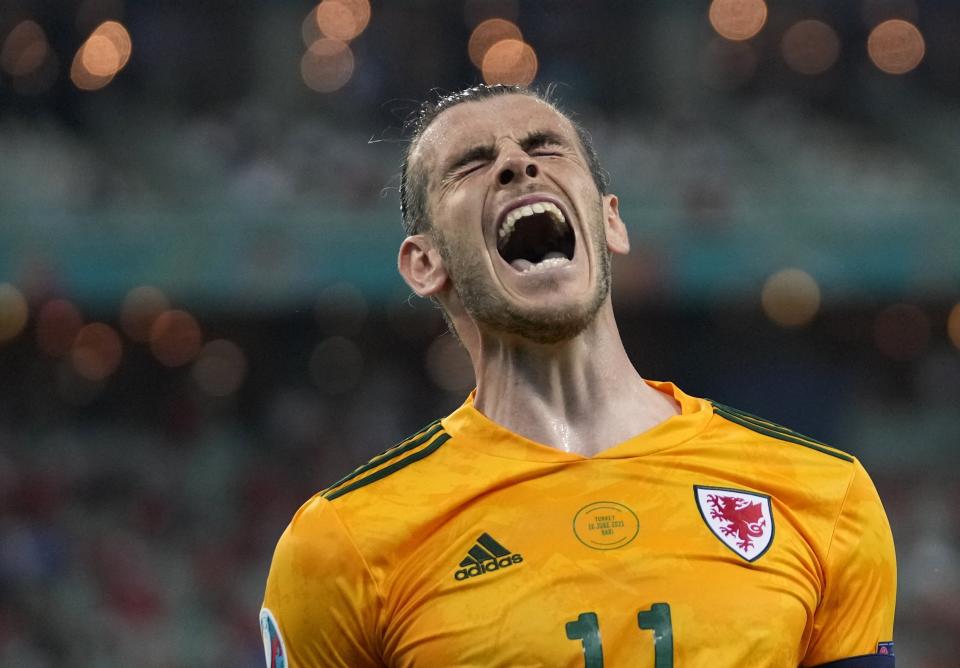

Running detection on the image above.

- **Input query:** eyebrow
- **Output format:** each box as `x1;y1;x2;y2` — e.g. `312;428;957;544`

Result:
519;130;568;152
443;130;570;177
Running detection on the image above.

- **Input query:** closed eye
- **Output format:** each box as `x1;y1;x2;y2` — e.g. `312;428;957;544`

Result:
521;131;570;156
531;147;563;157
457;160;488;176
446;144;495;179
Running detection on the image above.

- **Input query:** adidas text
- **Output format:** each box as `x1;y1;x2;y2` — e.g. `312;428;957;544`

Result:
454;554;523;580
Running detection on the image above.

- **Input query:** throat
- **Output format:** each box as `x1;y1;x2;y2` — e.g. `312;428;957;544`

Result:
473;336;674;457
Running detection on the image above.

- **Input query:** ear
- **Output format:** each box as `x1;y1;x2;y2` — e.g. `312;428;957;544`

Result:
398;234;448;297
603;194;629;255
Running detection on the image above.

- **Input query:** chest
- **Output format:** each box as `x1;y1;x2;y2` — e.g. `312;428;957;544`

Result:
377;467;823;668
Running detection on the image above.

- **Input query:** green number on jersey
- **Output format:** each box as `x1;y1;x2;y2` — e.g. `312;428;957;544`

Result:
565;612;603;668
637;603;673;668
565;603;673;667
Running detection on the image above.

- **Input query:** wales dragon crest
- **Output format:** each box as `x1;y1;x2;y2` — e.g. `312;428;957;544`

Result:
694;486;774;562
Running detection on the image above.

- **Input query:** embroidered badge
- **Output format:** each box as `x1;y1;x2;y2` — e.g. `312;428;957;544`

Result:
259;608;288;668
694;485;774;562
877;641;894;656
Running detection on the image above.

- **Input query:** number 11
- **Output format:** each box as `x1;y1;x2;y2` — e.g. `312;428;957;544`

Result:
565;603;673;668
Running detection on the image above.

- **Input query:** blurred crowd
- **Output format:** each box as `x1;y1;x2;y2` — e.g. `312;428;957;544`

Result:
3;87;957;313
1;301;959;666
0;78;951;217
2;1;960;666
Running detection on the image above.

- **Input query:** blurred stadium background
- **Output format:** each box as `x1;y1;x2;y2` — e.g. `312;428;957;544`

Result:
1;0;958;665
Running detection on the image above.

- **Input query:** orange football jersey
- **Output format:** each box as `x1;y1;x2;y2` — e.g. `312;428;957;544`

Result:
261;381;896;667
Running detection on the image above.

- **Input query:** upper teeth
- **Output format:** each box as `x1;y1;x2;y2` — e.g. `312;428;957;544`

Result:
498;201;566;244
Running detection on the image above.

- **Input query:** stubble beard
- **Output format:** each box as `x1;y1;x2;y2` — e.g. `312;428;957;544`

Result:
434;203;612;345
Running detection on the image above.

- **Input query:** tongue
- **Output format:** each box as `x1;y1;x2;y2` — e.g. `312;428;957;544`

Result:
544;251;567;260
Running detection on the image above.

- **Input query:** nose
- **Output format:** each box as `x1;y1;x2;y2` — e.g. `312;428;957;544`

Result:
496;148;539;186
499;163;538;185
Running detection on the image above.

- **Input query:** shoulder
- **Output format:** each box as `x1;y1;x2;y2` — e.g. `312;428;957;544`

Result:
320;417;452;503
708;399;856;465
264;493;380;614
289;416;468;572
263;418;451;576
700;399;894;575
703;398;893;548
702;399;868;536
273;492;359;567
263;495;385;666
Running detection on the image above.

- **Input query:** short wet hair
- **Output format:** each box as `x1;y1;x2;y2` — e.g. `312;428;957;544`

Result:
399;84;609;236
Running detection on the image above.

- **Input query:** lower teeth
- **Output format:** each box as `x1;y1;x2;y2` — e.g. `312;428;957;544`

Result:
515;257;569;273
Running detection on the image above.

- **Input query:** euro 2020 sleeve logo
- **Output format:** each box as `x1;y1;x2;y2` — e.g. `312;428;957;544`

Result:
259;608;288;668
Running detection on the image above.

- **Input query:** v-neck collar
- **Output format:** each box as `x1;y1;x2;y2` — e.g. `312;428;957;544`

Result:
441;380;714;462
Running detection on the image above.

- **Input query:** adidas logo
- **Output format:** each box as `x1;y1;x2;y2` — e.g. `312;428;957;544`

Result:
454;532;523;581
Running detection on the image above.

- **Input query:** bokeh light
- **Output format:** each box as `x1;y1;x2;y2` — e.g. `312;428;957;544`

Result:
1;20;49;77
149;310;203;367
2;20;58;95
315;0;370;42
303;0;370;46
301;38;355;92
310;336;363;394
481;39;538;86
120;286;170;343
36;300;83;357
337;0;371;38
71;322;123;381
93;21;132;69
0;283;29;345
70;20;132;91
761;268;821;328
468;18;522;68
946;303;960;350
425;335;475;393
316;1;357;42
71;49;114;90
867;19;924;75
82;34;120;77
874;303;930;360
708;0;768;42
191;340;248;398
781;20;841;75
302;7;323;46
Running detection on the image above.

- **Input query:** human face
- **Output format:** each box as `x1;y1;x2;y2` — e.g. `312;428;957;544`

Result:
414;94;618;343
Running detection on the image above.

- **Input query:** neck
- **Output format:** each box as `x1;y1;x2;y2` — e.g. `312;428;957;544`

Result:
472;301;679;456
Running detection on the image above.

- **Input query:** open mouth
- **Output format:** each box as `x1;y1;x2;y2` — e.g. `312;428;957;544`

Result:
496;200;575;273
